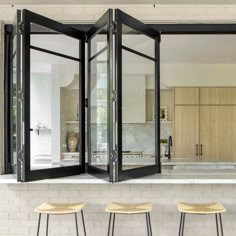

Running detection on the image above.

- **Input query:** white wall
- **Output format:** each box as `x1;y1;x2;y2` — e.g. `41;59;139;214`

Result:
30;73;52;160
162;64;236;87
51;64;78;163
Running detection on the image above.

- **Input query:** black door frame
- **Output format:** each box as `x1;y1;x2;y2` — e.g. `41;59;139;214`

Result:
115;9;161;182
5;12;236;181
21;9;86;181
86;9;114;182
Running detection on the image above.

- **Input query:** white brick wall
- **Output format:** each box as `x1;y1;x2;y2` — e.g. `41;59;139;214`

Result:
0;184;235;236
0;5;236;23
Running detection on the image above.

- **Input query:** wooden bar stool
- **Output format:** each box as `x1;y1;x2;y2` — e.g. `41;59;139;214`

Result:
34;202;87;236
177;202;226;236
106;202;153;236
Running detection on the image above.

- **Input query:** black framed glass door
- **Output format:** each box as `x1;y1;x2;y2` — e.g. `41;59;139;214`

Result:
7;10;22;180
115;9;161;181
19;9;86;181
87;9;114;181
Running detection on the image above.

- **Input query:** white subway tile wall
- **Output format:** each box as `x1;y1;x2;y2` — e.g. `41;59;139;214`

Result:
0;184;235;236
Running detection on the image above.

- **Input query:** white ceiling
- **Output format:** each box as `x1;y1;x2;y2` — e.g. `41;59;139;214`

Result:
3;0;236;5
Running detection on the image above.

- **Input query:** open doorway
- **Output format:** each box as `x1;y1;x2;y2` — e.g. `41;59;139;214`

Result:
160;34;236;174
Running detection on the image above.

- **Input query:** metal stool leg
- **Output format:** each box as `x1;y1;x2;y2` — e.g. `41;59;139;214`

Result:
75;213;79;236
46;214;49;236
36;213;41;236
219;214;224;236
148;213;153;236
178;213;183;236
112;213;116;236
107;213;112;236
215;214;219;236
145;213;150;236
181;213;185;236
81;210;87;236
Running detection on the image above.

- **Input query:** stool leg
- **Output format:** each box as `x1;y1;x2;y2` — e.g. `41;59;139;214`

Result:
178;213;183;236
219;214;224;236
75;213;79;236
36;213;41;236
215;214;219;236
148;213;153;236
181;213;185;236
81;210;87;236
145;213;150;236
46;214;49;236
107;213;112;236
112;213;116;236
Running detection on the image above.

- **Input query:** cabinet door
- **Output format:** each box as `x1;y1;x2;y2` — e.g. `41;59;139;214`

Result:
200;106;236;162
174;88;199;105
174;106;199;159
200;88;236;105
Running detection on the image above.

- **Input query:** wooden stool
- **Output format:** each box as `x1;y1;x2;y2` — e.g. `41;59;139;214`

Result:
177;202;226;236
106;202;153;236
35;202;87;236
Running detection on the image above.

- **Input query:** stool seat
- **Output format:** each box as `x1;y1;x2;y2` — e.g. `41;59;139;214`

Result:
177;202;226;215
106;202;152;214
35;202;86;215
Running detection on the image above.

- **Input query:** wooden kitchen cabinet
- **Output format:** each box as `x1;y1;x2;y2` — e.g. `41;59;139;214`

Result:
174;88;199;105
200;106;236;162
174;106;199;159
200;88;236;105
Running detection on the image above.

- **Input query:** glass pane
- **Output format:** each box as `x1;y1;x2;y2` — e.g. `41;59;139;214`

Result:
90;25;107;58
10;55;17;170
30;49;80;170
90;50;108;170
122;49;155;170
122;24;155;59
30;23;79;59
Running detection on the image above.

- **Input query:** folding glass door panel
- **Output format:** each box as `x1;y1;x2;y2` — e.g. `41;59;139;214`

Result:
8;10;22;180
115;9;161;181
87;10;114;181
20;10;86;181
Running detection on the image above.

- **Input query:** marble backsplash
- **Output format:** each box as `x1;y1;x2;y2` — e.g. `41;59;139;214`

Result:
67;123;172;154
122;123;172;153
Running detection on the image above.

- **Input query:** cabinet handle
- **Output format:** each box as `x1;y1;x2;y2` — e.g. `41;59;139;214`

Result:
196;144;198;156
200;144;203;156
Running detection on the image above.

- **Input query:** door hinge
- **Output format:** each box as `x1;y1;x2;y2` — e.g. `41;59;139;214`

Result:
18;90;24;102
111;21;117;33
111;149;117;162
18;22;24;34
18;146;25;182
111;90;117;102
18;149;24;163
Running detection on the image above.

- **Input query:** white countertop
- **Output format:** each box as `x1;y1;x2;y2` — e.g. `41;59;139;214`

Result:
2;169;236;184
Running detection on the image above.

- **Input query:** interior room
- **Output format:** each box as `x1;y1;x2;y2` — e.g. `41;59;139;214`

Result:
26;29;236;173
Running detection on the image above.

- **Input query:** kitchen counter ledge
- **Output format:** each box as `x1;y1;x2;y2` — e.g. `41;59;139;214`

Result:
2;172;236;184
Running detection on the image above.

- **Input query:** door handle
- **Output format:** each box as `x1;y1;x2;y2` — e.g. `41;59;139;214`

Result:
200;144;203;156
196;144;198;156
